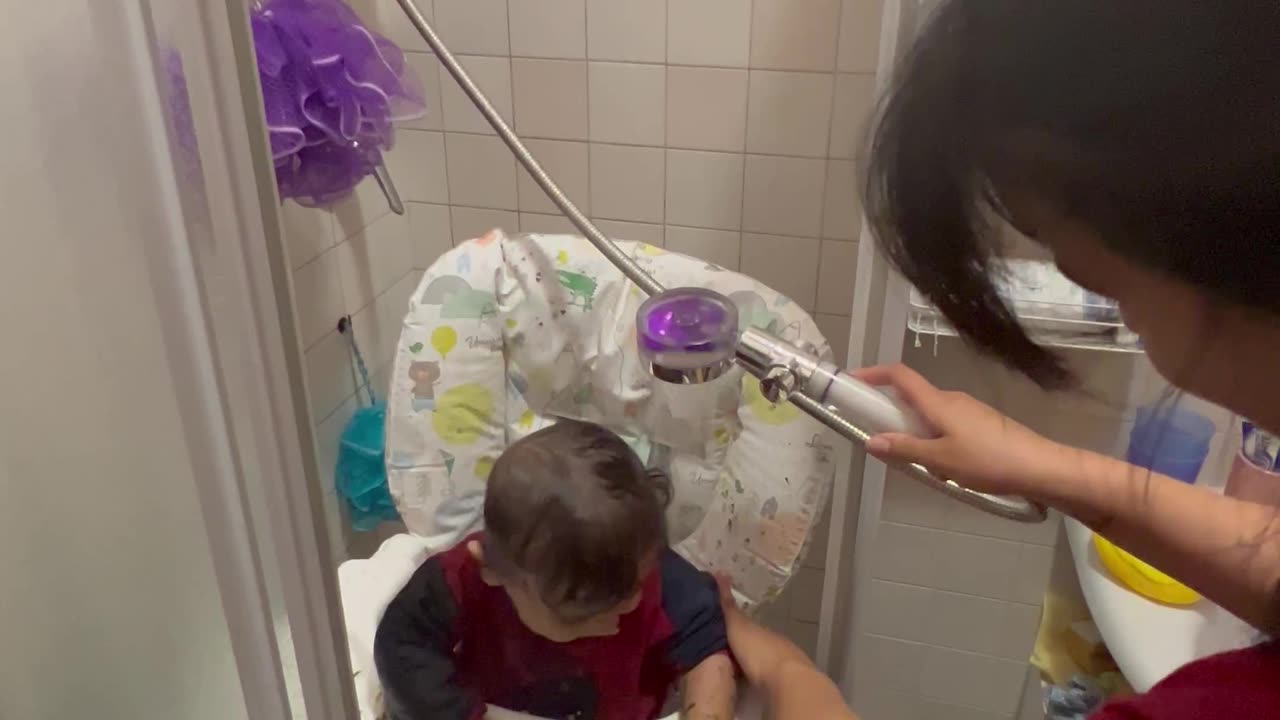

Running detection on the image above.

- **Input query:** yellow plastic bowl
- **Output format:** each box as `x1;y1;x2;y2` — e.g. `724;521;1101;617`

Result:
1092;533;1200;606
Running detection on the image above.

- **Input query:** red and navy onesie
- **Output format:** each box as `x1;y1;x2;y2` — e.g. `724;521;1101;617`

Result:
374;533;730;720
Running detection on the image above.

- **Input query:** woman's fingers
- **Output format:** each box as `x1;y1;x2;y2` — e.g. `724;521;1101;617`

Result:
865;432;938;467
852;363;948;426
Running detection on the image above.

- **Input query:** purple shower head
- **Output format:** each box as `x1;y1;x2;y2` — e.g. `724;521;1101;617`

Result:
637;288;739;383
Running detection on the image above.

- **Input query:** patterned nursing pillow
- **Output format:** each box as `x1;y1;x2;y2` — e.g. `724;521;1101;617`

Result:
385;230;838;607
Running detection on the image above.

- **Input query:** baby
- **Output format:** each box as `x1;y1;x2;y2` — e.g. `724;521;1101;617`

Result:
374;420;736;720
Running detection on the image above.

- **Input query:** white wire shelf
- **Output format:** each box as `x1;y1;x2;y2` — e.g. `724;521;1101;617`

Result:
907;295;1144;354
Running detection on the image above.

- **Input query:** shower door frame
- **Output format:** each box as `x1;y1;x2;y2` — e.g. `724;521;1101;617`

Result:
815;0;920;697
138;0;359;717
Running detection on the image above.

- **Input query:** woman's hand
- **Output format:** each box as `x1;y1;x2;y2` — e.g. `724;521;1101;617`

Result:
853;363;1076;498
713;575;808;687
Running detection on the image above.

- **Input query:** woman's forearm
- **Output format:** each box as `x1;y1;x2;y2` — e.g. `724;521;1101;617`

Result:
1039;445;1280;633
762;660;858;720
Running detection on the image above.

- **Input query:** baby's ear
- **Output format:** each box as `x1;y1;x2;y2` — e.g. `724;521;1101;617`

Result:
467;540;502;587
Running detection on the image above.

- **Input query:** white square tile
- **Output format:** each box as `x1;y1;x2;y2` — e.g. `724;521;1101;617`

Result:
519;212;578;235
787;620;820;660
823;160;863;240
512;59;589;140
440;55;512;135
349;289;394;375
858;633;925;693
814;314;852;366
668;0;750;68
450;207;518;245
373;272;420;367
746;71;835;158
788;567;825;623
280;202;335;270
999;601;1042;662
593;219;665;247
293;249;346;348
741;234;820;310
742;155;826;237
433;0;509;55
838;0;884;73
444;133;518;210
919;646;1027;716
588;62;666;146
369;0;430;53
931;531;1023;600
335;212;413;315
306;331;357;422
508;0;586;59
943;498;1063;547
870;521;942;586
864;580;934;642
332;175;394;240
817;239;858;314
385;130;449;204
881;469;949;527
664;150;743;230
830;73;878;159
589;144;664;223
401;52;443;131
852;685;923;720
586;0;665;63
1011;543;1054;605
408;202;452;269
919;699;1012;720
666;67;749;152
516;140;590;215
923;589;1010;657
1017;663;1045;720
750;0;842;71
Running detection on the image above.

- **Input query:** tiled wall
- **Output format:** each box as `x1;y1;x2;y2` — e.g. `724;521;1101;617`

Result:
362;0;885;375
849;343;1165;720
280;173;423;564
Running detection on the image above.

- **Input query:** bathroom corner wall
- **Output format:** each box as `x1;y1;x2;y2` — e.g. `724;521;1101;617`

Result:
853;345;1143;720
280;175;422;564
356;0;886;658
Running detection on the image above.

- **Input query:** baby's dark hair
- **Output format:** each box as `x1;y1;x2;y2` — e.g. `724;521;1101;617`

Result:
864;2;1280;388
482;419;672;619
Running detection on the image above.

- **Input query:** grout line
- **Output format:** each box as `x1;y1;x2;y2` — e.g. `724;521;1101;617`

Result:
869;577;1044;611
877;516;1059;548
583;0;595;225
401;49;879;77
812;0;849;311
660;0;670;241
422;127;842;161
736;0;755;269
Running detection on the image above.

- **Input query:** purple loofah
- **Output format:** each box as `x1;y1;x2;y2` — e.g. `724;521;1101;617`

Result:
251;0;426;207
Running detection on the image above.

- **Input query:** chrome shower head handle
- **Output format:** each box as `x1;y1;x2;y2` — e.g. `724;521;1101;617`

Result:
735;327;1047;523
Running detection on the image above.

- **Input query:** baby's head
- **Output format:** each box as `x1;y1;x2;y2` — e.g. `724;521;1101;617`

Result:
470;419;671;642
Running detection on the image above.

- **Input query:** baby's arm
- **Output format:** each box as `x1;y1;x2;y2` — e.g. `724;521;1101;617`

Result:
658;550;739;720
680;652;737;720
374;558;482;720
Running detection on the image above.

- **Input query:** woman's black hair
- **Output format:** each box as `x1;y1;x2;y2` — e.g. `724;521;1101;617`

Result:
863;2;1280;388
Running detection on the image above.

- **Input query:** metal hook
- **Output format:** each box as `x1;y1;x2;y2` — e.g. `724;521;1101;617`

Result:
374;162;405;216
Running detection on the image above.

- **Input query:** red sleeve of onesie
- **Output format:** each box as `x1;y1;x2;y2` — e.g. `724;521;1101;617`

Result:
1088;641;1280;720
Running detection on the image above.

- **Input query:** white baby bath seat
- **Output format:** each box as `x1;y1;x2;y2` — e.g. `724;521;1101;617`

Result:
339;229;838;719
